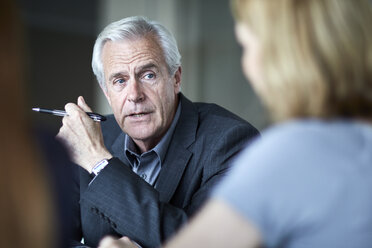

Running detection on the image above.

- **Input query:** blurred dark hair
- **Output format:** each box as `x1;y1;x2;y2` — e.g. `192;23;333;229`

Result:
0;1;57;247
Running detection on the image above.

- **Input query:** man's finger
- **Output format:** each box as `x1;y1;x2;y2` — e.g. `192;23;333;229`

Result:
77;96;93;112
99;236;118;248
64;102;81;119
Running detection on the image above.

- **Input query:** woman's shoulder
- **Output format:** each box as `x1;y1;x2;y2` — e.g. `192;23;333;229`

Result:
256;118;371;150
248;119;328;153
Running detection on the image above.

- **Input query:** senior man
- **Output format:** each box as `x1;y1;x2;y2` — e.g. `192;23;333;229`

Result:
57;16;259;248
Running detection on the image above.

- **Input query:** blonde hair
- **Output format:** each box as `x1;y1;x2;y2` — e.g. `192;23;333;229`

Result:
232;0;372;121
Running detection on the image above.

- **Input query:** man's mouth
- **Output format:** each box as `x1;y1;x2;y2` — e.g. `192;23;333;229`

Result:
131;113;146;117
126;111;151;118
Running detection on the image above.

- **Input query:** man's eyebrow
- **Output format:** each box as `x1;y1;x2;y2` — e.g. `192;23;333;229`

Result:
109;72;126;82
108;63;158;81
137;63;158;73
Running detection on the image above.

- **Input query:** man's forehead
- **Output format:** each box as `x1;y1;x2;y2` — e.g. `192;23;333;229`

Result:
102;38;167;76
108;62;160;79
104;42;149;58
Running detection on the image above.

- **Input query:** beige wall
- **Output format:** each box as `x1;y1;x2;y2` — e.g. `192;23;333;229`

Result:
94;0;268;130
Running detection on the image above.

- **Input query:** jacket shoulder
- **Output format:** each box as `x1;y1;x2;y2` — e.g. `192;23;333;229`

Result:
100;114;122;146
193;102;258;134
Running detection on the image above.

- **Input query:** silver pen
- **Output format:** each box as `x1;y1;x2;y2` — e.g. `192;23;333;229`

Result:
32;107;106;122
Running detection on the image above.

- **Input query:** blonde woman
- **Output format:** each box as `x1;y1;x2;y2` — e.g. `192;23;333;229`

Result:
164;0;372;247
100;0;372;247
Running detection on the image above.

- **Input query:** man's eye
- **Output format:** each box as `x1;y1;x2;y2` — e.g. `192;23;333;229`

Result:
114;78;126;84
144;73;155;80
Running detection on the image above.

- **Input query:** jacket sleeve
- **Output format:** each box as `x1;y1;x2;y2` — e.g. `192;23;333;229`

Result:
80;158;188;248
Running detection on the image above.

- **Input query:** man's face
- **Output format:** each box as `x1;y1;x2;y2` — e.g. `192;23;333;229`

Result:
101;37;181;152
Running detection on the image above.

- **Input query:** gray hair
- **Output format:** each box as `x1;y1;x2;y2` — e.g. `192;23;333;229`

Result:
92;16;182;90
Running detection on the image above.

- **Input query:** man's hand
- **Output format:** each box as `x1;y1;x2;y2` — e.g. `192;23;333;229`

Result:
99;236;140;248
57;96;112;173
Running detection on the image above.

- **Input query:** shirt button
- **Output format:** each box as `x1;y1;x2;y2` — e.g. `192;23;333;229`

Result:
141;174;147;180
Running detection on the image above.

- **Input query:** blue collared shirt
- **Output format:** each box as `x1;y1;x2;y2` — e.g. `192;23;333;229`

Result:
124;102;181;185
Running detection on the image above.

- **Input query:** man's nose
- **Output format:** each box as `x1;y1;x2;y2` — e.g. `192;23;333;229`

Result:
127;78;145;103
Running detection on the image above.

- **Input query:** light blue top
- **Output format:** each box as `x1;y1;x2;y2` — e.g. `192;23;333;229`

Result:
214;119;372;248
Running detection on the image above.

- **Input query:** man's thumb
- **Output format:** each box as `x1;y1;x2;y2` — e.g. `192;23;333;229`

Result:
77;96;92;112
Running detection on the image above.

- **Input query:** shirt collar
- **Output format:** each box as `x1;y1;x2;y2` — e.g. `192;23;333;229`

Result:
124;101;182;162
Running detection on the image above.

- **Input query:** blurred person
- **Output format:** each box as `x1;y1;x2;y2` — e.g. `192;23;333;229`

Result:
57;16;259;248
0;1;74;247
101;0;372;247
163;0;372;247
0;1;56;247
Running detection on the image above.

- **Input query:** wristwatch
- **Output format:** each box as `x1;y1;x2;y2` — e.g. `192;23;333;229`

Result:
92;159;109;176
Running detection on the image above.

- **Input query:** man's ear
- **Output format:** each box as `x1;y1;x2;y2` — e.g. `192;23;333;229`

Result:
173;67;182;94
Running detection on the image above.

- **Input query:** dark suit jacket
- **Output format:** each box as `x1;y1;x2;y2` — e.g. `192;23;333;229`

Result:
70;94;259;248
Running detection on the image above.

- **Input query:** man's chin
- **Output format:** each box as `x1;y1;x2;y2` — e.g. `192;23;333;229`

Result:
125;129;154;141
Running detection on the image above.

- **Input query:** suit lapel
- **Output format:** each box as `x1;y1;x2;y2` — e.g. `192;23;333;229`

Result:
110;132;130;166
155;94;198;203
